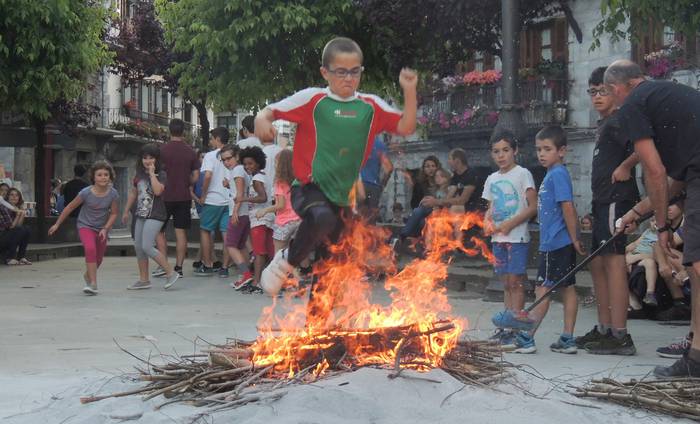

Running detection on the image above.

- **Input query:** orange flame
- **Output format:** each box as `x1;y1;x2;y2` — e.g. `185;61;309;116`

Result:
251;208;493;376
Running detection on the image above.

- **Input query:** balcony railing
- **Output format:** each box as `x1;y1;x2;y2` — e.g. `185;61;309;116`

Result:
93;107;201;143
420;78;569;135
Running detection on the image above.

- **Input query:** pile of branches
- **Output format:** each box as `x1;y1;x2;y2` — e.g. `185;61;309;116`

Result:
575;377;700;420
80;321;507;414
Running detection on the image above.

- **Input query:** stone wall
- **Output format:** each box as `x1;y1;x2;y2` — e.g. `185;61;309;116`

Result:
566;0;632;127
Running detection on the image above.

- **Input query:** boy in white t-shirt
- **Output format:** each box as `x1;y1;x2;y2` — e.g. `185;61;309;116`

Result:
234;146;274;292
195;128;232;277
482;132;537;346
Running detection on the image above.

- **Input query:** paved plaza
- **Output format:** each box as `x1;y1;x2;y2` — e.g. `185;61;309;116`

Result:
0;257;685;423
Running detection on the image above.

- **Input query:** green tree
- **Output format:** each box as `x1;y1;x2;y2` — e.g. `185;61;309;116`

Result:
156;0;392;112
592;0;700;50
0;0;112;237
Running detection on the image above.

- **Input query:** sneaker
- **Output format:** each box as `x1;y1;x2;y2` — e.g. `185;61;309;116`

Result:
193;265;216;277
550;335;578;354
174;265;183;277
242;284;264;294
231;271;254;290
192;261;202;269
164;272;180;290
489;329;517;349
491;309;535;331
218;267;229;278
127;280;152;290
656;303;692;321
151;267;167;278
643;292;658;307
83;284;98;295
656;335;692;359
212;261;223;272
654;355;700;378
575;326;606;349
260;249;295;295
512;332;536;354
585;331;636;356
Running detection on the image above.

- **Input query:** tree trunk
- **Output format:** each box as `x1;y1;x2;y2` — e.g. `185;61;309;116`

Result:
194;100;209;149
33;120;47;243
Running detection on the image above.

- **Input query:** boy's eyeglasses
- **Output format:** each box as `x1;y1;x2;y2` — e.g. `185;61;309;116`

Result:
587;88;610;97
220;155;234;162
326;66;364;79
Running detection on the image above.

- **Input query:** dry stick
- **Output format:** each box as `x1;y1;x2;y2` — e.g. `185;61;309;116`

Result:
387;337;407;380
80;384;166;404
225;365;274;401
577;390;700;417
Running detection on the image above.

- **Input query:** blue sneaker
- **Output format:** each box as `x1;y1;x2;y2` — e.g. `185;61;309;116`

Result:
492;309;535;331
550;334;577;354
489;328;516;348
512;332;536;354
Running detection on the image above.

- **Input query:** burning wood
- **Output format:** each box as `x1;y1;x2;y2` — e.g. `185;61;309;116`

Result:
81;322;508;413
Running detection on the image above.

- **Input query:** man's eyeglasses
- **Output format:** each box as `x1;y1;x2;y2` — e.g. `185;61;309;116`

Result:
220;155;234;162
587;88;610;97
326;66;364;79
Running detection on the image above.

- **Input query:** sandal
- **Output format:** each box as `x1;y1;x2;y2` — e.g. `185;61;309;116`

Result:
6;259;19;265
18;258;32;265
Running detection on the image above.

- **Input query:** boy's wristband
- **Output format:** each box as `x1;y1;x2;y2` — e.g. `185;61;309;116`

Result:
631;208;642;217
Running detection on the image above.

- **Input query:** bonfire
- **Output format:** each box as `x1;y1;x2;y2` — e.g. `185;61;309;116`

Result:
81;209;507;413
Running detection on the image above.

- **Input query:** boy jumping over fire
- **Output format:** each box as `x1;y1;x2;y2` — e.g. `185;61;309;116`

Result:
254;37;417;317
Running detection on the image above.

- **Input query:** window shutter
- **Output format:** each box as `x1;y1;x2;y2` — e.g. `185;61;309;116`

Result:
552;18;568;63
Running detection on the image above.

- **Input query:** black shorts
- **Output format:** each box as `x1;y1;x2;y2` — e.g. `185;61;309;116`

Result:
163;201;192;230
537;244;576;288
591;200;633;255
683;172;700;266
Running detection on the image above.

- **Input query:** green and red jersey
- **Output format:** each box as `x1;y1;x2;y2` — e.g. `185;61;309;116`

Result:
269;87;402;206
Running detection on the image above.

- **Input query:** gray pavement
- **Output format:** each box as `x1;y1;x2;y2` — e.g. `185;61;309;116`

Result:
0;257;689;421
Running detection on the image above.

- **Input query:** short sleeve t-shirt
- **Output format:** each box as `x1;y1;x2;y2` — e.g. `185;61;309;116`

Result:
269;87;402;206
537;164;574;252
248;172;273;228
616;80;700;181
591;113;639;203
77;186;119;231
160;140;198;202
360;136;388;187
63;178;88;217
228;165;251;217
274;181;300;226
134;171;168;221
237;136;263;149
201;148;229;206
450;168;486;212
482;165;536;243
262;144;283;200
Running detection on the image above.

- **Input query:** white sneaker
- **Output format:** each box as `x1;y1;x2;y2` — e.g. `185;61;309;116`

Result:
261;249;295;295
164;272;180;290
83;285;98;295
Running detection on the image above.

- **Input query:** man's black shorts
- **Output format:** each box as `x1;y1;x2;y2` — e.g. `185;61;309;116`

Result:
537;244;576;288
591;200;633;255
683;172;700;266
163;201;192;230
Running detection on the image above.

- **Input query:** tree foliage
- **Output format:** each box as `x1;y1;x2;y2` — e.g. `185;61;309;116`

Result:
592;0;700;50
156;0;393;110
355;0;561;76
0;0;112;122
108;0;173;86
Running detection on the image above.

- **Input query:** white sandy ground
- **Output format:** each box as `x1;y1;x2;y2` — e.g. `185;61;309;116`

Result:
0;257;689;423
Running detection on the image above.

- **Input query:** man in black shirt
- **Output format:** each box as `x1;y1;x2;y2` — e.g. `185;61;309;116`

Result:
422;148;485;213
576;67;639;356
608;59;700;376
62;164;88;218
422;148;486;249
